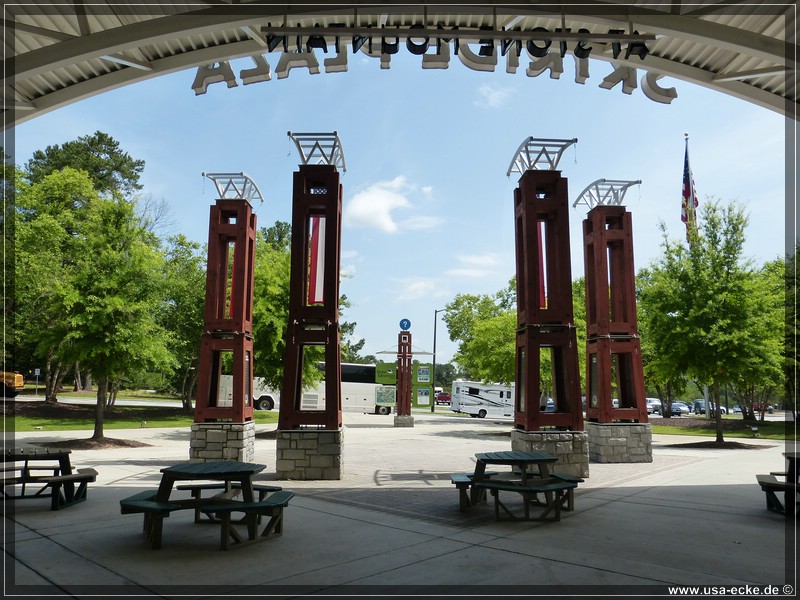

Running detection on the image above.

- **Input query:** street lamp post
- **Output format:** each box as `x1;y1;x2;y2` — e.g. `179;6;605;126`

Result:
431;308;446;413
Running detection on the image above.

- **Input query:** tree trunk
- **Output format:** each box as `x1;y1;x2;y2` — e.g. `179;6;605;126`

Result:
92;377;107;440
181;367;197;411
108;381;118;407
45;360;63;403
43;352;56;402
73;362;83;391
85;372;93;392
713;379;724;443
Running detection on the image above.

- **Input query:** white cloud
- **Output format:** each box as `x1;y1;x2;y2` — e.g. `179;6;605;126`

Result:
455;252;502;267
444;253;505;278
344;176;440;233
475;84;513;108
445;267;493;278
391;277;451;302
344;177;411;232
400;215;443;230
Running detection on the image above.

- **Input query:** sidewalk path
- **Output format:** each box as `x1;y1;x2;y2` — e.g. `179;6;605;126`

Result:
3;412;796;597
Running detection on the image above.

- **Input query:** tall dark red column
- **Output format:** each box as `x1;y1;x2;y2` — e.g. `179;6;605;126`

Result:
513;170;583;432
583;205;647;423
278;164;343;430
194;199;256;424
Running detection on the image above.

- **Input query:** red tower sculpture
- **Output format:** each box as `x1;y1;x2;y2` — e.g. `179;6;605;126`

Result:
582;205;648;423
278;133;345;431
194;174;260;425
510;138;583;432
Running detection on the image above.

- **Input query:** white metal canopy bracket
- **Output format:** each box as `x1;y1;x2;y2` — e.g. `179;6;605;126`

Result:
507;137;578;175
573;178;642;209
202;172;264;203
287;131;347;172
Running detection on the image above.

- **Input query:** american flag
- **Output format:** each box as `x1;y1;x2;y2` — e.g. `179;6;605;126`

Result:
681;135;698;240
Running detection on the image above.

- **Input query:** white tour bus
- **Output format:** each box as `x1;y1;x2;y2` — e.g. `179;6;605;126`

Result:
451;380;514;418
219;363;396;415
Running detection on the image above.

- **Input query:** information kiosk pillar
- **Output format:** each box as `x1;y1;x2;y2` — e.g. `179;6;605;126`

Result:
394;329;414;427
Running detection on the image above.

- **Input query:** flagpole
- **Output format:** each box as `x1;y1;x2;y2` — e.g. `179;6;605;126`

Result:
681;132;698;246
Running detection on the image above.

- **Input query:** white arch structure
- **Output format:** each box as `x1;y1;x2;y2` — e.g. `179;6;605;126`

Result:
2;2;796;130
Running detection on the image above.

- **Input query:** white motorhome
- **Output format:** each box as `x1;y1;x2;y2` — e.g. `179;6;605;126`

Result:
451;380;514;418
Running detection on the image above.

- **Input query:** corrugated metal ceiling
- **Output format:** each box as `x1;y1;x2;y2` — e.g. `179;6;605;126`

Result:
2;2;796;129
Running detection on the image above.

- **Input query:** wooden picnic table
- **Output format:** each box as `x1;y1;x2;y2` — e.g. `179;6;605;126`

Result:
156;461;266;505
121;460;269;549
472;450;558;489
469;450;577;521
3;447;97;509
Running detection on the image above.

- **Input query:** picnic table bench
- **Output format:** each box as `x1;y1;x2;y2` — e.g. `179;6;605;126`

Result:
3;448;98;510
175;481;283;523
199;490;295;551
474;479;578;522
755;474;797;517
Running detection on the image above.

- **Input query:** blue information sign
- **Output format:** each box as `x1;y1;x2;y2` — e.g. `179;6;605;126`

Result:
399;318;411;331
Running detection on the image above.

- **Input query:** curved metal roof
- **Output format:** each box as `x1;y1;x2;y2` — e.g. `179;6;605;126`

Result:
3;2;797;130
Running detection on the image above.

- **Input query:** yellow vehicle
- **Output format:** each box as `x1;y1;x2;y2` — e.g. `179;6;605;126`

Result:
2;371;25;397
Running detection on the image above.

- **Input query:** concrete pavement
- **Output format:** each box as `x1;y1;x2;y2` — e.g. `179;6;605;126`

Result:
3;411;796;597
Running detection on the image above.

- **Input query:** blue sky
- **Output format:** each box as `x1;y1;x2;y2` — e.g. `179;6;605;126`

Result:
11;49;787;365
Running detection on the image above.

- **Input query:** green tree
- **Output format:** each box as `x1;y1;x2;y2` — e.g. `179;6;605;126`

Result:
783;244;798;420
637;268;688;416
25;131;145;196
729;258;784;420
638;201;771;442
14;168;98;401
161;235;207;409
67;195;176;438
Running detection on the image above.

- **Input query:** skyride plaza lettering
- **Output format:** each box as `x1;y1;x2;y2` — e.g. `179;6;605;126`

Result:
191;25;677;104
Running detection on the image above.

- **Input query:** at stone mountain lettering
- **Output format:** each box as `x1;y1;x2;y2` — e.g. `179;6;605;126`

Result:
191;43;677;105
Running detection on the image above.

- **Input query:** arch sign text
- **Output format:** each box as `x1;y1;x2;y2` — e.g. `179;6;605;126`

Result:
191;24;677;104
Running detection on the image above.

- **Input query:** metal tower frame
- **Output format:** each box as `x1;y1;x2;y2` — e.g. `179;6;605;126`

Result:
507;137;578;175
202;172;264;203
287;131;347;172
573;178;641;209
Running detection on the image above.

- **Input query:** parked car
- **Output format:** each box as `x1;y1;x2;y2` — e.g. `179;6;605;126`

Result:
693;399;727;415
670;402;690;415
434;392;451;405
646;398;662;414
732;405;742;414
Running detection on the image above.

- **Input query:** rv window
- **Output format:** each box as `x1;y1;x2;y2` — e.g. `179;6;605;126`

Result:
468;387;479;395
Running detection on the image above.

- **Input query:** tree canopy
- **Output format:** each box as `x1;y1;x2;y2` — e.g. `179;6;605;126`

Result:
25;131;145;196
637;201;783;440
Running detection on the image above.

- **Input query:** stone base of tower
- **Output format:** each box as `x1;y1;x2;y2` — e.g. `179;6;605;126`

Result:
189;422;256;463
275;429;344;480
585;422;653;463
511;429;589;478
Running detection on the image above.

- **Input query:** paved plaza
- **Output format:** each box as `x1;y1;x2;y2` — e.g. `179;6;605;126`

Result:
3;411;797;597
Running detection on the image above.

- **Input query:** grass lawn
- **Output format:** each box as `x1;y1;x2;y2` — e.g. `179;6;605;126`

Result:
650;419;793;440
4;403;279;432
